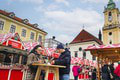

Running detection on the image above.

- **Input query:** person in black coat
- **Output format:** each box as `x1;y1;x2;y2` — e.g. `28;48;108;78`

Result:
109;63;115;80
101;63;111;80
92;68;97;80
51;44;71;80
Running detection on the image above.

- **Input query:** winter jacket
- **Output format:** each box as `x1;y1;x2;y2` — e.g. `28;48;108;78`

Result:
101;64;111;80
27;53;42;65
72;66;80;77
114;64;120;77
54;50;71;75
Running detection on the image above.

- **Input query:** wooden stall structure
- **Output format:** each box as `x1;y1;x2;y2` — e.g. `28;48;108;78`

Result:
85;44;120;80
0;33;28;80
32;63;66;80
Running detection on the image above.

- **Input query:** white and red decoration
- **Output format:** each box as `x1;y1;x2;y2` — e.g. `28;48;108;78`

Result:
86;44;120;50
71;57;97;67
0;33;25;50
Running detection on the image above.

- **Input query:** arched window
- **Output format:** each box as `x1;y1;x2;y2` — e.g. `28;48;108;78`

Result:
109;40;112;44
109;32;112;36
109;12;112;16
83;51;86;59
108;12;112;21
75;51;78;57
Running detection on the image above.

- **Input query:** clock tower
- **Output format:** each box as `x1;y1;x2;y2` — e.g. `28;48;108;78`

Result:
103;0;120;45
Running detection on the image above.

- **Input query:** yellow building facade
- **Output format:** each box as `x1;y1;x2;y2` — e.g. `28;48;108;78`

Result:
0;10;47;44
103;0;120;45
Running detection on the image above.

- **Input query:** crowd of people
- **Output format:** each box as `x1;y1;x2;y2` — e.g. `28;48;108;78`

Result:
27;44;71;80
72;60;120;80
101;60;120;80
72;63;97;80
26;43;120;80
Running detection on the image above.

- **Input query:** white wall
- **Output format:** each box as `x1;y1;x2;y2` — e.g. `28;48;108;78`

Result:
69;41;100;79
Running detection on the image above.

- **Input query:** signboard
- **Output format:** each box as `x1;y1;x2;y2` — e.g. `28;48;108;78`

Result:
8;39;22;49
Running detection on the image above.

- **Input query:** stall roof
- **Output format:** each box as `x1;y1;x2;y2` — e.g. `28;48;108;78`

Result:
85;44;120;62
0;33;25;50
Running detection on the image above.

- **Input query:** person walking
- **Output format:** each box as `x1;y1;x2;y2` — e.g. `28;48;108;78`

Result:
72;63;81;80
51;44;71;80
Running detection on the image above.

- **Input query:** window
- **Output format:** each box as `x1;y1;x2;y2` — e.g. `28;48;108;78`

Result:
38;35;42;42
75;51;78;57
109;40;112;44
109;32;112;36
10;25;16;33
30;32;34;40
21;29;26;37
13;55;20;63
109;12;112;16
0;20;4;30
79;47;82;51
83;51;86;59
108;12;112;21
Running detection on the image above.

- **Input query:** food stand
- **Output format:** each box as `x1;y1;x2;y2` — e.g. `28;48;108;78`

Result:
0;33;28;80
85;44;120;80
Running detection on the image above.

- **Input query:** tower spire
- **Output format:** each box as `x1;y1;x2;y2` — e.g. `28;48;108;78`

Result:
107;0;116;10
108;0;114;4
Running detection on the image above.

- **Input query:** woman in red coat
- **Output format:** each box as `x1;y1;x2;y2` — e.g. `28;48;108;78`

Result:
72;63;81;80
114;62;120;80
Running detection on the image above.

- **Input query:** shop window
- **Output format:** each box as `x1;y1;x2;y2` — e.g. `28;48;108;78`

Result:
13;55;20;63
30;32;35;40
0;20;4;30
10;25;16;33
21;29;26;37
75;51;78;57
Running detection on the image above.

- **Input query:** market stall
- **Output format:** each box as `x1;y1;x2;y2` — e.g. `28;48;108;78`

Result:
0;33;28;80
85;44;120;80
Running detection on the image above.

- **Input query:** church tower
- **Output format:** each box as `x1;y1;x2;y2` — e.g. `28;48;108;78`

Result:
103;0;120;45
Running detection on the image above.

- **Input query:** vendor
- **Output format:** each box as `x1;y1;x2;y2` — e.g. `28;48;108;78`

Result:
4;54;12;65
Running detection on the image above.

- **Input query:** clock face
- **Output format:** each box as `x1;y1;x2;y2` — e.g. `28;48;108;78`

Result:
108;16;112;22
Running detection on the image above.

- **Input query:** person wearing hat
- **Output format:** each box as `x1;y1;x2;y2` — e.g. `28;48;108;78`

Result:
51;43;71;80
114;61;120;80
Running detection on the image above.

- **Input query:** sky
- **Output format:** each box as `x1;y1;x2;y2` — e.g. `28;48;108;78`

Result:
0;0;120;44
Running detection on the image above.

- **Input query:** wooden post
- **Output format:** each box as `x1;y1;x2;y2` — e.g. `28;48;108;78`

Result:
97;53;100;80
19;55;22;64
35;67;41;80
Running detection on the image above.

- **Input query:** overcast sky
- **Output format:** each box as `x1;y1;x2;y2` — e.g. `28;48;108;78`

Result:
0;0;120;44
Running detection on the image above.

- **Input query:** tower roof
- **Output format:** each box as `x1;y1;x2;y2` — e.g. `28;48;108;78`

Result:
107;0;116;10
70;29;103;45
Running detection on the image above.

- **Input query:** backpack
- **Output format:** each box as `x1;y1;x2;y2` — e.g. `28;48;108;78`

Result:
78;67;82;73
